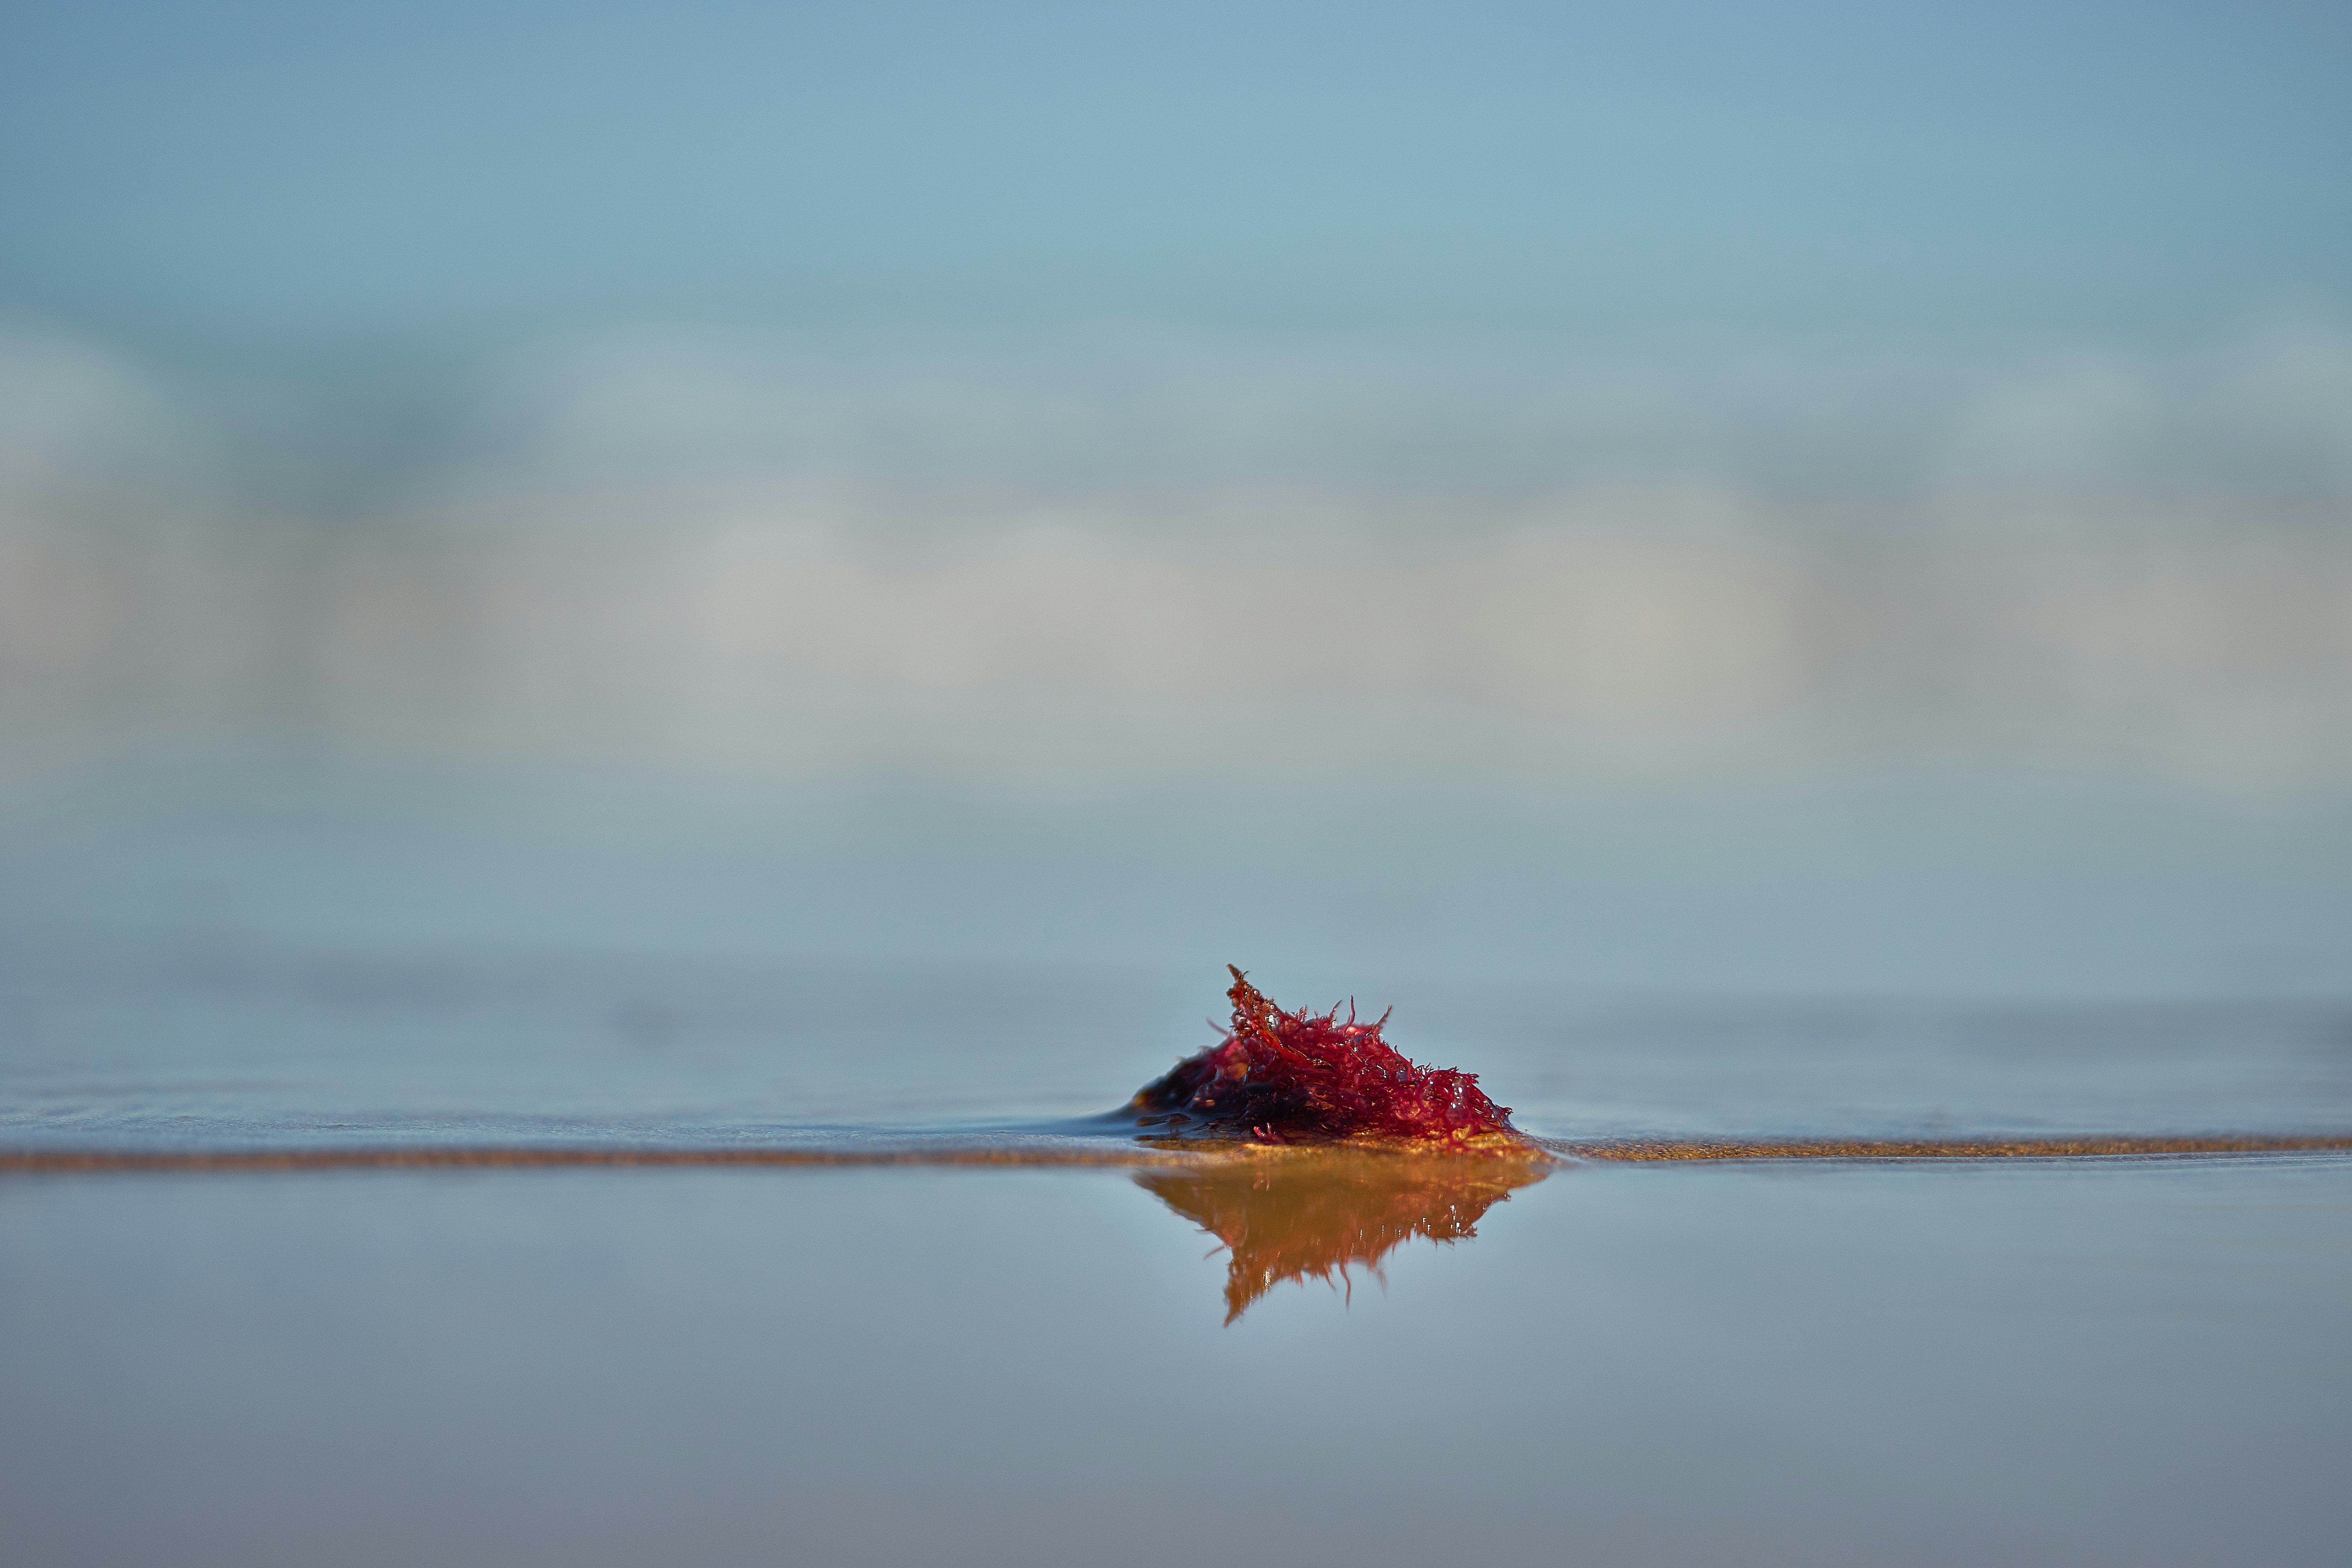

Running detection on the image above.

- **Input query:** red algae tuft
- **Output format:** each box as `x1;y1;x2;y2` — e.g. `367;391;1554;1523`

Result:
1130;966;1518;1146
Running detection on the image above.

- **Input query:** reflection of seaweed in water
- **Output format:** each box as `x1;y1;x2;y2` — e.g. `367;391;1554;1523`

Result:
1137;1155;1549;1323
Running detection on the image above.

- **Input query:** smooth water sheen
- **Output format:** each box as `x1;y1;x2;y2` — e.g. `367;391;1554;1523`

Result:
4;935;2351;1564
6;935;2350;1154
4;1158;2348;1567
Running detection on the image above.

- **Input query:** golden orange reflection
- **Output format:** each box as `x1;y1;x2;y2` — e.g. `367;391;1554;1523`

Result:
1136;1152;1550;1324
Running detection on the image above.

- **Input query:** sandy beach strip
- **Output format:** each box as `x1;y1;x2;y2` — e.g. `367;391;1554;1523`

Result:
4;1132;2350;1172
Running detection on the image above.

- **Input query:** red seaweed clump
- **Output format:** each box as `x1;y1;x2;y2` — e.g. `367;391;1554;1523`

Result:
1130;966;1516;1145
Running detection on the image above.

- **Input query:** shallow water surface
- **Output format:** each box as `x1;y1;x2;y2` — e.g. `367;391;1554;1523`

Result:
6;936;2350;1153
4;939;2351;1564
4;1156;2348;1567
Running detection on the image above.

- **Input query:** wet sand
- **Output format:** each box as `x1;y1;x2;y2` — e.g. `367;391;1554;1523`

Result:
8;1130;2350;1172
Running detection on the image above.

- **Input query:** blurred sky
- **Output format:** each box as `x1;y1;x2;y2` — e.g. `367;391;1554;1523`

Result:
1;0;2349;995
2;0;2347;349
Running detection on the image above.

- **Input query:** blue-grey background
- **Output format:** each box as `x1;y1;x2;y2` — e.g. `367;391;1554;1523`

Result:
5;0;2349;343
6;15;2352;1565
2;0;2349;1009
